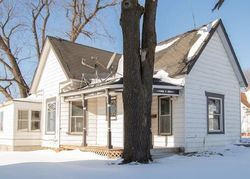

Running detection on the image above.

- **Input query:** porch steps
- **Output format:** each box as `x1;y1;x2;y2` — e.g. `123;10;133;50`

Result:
150;147;183;159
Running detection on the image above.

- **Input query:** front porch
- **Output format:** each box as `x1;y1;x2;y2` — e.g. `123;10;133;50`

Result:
59;78;184;155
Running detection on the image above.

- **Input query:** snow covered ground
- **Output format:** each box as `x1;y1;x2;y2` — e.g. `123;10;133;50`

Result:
0;145;250;179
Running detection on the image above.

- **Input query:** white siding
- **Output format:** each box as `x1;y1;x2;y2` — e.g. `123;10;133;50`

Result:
184;31;241;152
37;49;68;148
0;104;14;148
151;93;185;148
87;98;97;145
13;101;42;147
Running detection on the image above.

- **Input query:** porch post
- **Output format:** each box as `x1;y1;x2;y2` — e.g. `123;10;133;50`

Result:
81;94;87;147
106;89;113;149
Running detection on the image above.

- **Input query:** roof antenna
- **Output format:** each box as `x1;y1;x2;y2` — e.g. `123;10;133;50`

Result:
187;0;196;28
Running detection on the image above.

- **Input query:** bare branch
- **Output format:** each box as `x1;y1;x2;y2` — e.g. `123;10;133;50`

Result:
67;0;117;42
212;0;225;11
0;83;13;101
0;57;13;72
31;0;53;60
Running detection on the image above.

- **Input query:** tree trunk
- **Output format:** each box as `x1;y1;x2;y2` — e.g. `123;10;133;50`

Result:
120;0;157;163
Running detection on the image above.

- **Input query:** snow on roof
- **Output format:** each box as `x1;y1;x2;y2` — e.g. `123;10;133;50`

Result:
13;94;42;103
153;70;185;86
187;19;219;61
155;38;180;52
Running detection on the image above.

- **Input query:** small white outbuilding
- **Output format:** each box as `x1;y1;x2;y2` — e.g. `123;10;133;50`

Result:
0;96;42;151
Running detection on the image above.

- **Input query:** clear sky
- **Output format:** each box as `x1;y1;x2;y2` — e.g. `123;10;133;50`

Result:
59;0;250;70
1;0;250;101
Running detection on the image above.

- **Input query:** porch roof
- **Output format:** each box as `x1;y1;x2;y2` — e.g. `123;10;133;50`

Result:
60;78;183;99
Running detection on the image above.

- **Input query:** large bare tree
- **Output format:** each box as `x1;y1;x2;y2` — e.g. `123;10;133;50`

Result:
120;0;158;163
30;0;54;60
0;0;116;101
65;0;117;42
0;2;29;100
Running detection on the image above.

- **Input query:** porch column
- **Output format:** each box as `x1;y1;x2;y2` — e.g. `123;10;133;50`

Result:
106;89;113;149
81;94;87;147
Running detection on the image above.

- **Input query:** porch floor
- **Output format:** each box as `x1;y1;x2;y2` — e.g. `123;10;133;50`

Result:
60;145;183;159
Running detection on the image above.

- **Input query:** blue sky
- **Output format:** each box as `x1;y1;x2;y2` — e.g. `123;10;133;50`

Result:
1;0;250;101
57;0;250;70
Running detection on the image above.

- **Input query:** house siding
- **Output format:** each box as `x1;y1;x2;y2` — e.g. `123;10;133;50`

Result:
184;31;241;152
151;93;185;148
13;101;42;147
37;49;68;148
0;104;14;149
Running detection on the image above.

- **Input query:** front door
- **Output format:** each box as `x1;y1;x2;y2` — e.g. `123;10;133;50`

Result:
159;97;172;135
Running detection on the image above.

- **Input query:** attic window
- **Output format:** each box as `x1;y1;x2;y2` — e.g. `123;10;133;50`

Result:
206;92;224;134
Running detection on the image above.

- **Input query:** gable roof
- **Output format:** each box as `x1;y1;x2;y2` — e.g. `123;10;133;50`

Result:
30;19;247;94
30;37;122;93
48;36;122;80
154;19;247;87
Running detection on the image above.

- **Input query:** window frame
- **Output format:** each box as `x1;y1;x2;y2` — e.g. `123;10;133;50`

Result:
110;96;117;121
205;92;225;134
0;111;3;131
69;101;83;134
31;110;41;131
45;97;56;135
158;96;172;136
17;110;29;131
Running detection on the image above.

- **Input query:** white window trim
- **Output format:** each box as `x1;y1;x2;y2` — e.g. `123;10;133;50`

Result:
16;109;41;132
69;101;83;135
158;97;172;136
46;98;56;135
17;110;29;132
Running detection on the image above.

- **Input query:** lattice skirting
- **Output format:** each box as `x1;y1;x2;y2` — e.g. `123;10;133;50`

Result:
60;145;123;158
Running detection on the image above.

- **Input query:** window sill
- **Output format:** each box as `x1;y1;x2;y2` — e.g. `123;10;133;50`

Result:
158;133;172;136
208;131;224;134
66;132;83;136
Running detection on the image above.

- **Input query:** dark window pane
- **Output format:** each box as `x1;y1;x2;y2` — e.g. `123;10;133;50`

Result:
32;111;40;120
208;98;221;115
18;110;28;120
72;101;83;116
110;97;117;118
161;98;170;115
160;116;171;134
209;115;220;131
31;121;40;130
71;117;83;132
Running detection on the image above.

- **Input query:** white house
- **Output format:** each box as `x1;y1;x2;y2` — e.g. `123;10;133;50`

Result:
241;89;250;137
1;19;246;153
0;96;42;151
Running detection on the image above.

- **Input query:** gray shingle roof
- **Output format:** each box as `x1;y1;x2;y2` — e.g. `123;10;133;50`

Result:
48;36;122;80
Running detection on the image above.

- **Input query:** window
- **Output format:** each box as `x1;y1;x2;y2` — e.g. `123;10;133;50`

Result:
70;101;83;133
31;111;41;131
0;112;3;131
110;96;117;120
46;99;56;133
18;110;29;131
206;92;224;134
159;97;172;135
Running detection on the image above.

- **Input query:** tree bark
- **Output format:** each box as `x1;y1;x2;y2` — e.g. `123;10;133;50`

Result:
120;0;157;163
